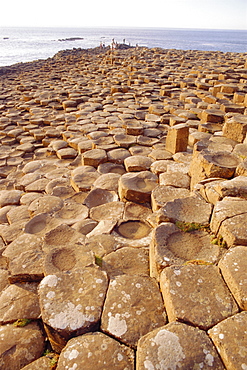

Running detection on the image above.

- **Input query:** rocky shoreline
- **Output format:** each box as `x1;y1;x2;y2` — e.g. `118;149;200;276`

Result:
0;45;247;369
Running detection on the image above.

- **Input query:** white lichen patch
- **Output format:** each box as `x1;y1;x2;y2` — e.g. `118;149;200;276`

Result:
40;274;58;288
64;349;79;360
107;313;128;337
46;291;55;299
151;329;185;370
49;301;95;331
144;359;155;370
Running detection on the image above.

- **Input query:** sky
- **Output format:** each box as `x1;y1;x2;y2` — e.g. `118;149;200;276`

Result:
1;0;246;30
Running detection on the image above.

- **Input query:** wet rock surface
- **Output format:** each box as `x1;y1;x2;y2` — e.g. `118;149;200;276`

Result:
0;45;246;369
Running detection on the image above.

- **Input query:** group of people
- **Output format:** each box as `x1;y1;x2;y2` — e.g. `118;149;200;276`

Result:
99;38;131;50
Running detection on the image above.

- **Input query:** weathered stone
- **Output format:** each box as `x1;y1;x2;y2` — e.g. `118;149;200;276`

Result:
56;332;135;370
190;149;240;190
25;178;50;193
157;194;212;225
0;322;45;370
102;247;149;278
2;234;44;282
218;246;247;310
84;188;118;208
160;265;238;330
159;172;190;189
119;171;158;203
151;185;191;211
82;149;107;167
43;244;94;275
56;147;77;159
6;204;30;224
72;217;97;234
236;158;247;176
150;222;221;280
45;177;70;194
150;159;174;175
42;224;85;251
85;233;118;258
223;114;247;142
0;220;26;244
214;175;247;199
101;274;167;348
123;202;152;220
24;213;62;237
38;267;108;352
107;147;131;164
0;282;40;324
20;355;53;370
93;172;121;192
136;322;224;370
90;201;125;221
124;155;153;172
28;195;64;216
54;199;88;225
0;189;23;207
165;124;189;154
114;134;136;148
97;162;126;174
208;311;247;370
210;197;247;246
70;166;100;192
86;219;117;238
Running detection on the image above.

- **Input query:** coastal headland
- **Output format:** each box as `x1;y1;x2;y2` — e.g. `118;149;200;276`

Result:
0;45;247;369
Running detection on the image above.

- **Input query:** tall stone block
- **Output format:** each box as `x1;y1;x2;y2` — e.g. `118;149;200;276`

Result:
165;124;189;154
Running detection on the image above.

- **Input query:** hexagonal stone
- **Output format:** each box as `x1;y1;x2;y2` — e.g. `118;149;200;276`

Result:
119;171;158;203
137;322;224;370
214;176;247;199
56;147;77;159
54;199;88;225
70;166;100;192
124;155;153;172
101;274;167;348
0;321;45;370
0;190;23;207
38;267;108;352
210;197;247;246
93;173;121;192
107;148;131;164
159;172;190;189
160;265;238;330
0;282;40;324
157;195;212;225
218;246;247;310
42;224;85;251
2;233;44;283
102;247;149;278
223;114;247;142
151;185;191;211
114;134;136;148
190;150;240;190
150;222;221;280
208;311;247;370
84;188;118;209
56;332;135;370
82;149;107;167
28;195;64;216
90;201;125;222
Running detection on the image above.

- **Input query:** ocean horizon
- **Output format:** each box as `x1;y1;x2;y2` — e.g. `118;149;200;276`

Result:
0;27;246;67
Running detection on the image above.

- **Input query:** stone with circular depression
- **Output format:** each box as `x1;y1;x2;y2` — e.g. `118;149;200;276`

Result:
117;220;151;240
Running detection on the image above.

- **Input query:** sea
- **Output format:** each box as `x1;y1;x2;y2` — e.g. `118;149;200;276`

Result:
0;27;246;67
